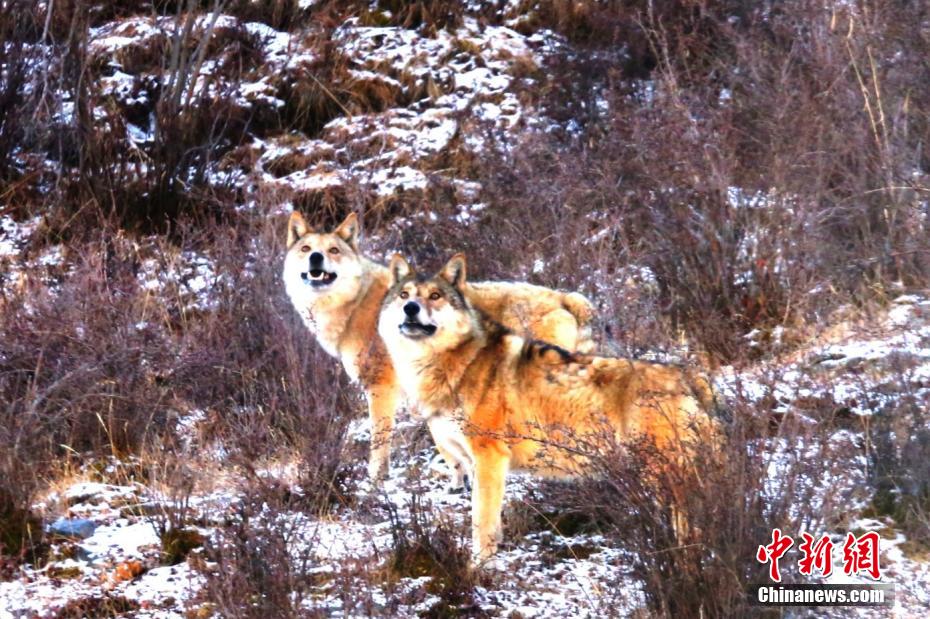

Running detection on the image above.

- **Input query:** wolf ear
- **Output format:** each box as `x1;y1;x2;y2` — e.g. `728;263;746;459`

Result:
334;212;359;250
388;254;412;285
287;211;312;248
439;253;467;289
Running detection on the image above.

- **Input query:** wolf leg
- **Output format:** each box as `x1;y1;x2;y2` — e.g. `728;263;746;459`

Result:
427;415;472;492
471;445;509;561
434;443;468;492
366;384;400;483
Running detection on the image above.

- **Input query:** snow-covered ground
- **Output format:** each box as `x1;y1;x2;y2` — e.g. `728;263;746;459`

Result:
2;3;929;617
4;206;929;615
3;292;929;616
75;7;557;217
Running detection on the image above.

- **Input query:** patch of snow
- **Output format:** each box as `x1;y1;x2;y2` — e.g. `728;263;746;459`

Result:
121;562;204;608
81;520;161;564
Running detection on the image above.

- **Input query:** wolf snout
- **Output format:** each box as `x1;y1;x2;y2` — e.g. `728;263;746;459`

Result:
309;251;325;269
403;302;421;317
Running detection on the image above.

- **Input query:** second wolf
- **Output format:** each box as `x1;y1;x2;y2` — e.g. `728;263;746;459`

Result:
283;211;595;486
378;254;719;560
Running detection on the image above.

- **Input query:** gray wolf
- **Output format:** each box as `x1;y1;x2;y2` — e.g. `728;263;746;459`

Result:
377;253;718;559
283;212;596;486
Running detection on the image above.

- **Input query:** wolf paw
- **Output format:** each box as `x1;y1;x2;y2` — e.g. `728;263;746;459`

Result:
445;473;471;495
367;458;389;484
474;554;507;572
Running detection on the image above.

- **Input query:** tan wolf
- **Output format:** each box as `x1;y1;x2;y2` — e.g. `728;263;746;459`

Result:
377;253;719;560
283;211;595;486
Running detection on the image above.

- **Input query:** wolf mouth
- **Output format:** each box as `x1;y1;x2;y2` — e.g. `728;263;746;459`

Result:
400;320;437;338
301;270;338;287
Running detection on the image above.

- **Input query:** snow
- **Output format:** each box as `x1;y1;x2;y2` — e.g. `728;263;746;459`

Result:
5;299;929;616
89;17;161;55
122;563;204;608
66;482;138;503
0;215;27;258
715;295;930;417
3;3;929;617
137;249;226;312
81;521;161;564
367;165;429;196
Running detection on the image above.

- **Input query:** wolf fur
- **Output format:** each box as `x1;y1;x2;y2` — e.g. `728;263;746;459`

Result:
377;253;719;559
283;212;596;485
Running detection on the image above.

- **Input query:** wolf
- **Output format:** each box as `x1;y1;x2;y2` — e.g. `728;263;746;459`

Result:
283;211;595;486
377;253;719;560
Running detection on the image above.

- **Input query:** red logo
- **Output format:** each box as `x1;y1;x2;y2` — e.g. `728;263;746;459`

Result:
842;532;882;580
757;529;883;581
756;528;794;582
798;533;834;577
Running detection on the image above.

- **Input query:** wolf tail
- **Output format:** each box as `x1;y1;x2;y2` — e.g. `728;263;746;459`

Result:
562;292;596;353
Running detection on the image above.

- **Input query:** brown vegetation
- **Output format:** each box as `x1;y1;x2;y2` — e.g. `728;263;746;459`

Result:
1;0;927;615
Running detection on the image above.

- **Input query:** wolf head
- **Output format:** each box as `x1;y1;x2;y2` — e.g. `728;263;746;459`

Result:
377;253;482;357
283;211;367;310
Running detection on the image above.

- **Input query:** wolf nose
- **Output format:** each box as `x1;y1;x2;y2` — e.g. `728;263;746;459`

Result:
403;302;420;317
309;251;324;268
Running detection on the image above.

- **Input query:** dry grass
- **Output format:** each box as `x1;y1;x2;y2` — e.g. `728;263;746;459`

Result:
1;0;928;614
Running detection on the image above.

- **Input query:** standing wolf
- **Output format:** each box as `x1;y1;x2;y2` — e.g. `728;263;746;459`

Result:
283;212;595;485
378;254;718;560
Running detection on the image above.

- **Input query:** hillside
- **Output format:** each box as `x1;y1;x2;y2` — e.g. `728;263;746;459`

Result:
1;1;928;617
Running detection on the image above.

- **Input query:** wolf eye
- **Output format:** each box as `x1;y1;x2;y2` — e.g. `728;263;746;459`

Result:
429;292;441;301
300;246;311;253
399;291;409;299
328;247;340;255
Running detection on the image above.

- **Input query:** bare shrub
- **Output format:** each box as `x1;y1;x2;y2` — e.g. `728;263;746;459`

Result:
570;397;850;616
225;0;311;31
168;214;356;502
198;487;315;618
384;495;477;614
0;222;174;564
464;1;930;362
867;379;930;553
52;593;141;618
0;1;263;236
324;0;467;31
0;206;358;569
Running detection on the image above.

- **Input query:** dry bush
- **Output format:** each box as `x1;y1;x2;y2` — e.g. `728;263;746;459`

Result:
559;398;849;616
867;380;930;554
319;0;467;31
198;487;318;618
0;208;359;569
225;0;311;30
384;495;478;614
1;0;272;236
0;5;35;182
52;593;141;618
466;0;930;362
278;31;417;140
513;0;746;85
0;1;65;211
174;214;357;503
0;222;175;564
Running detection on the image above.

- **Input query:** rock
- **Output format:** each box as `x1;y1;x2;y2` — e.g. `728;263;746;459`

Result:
49;517;97;539
65;482;139;508
119;502;165;518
